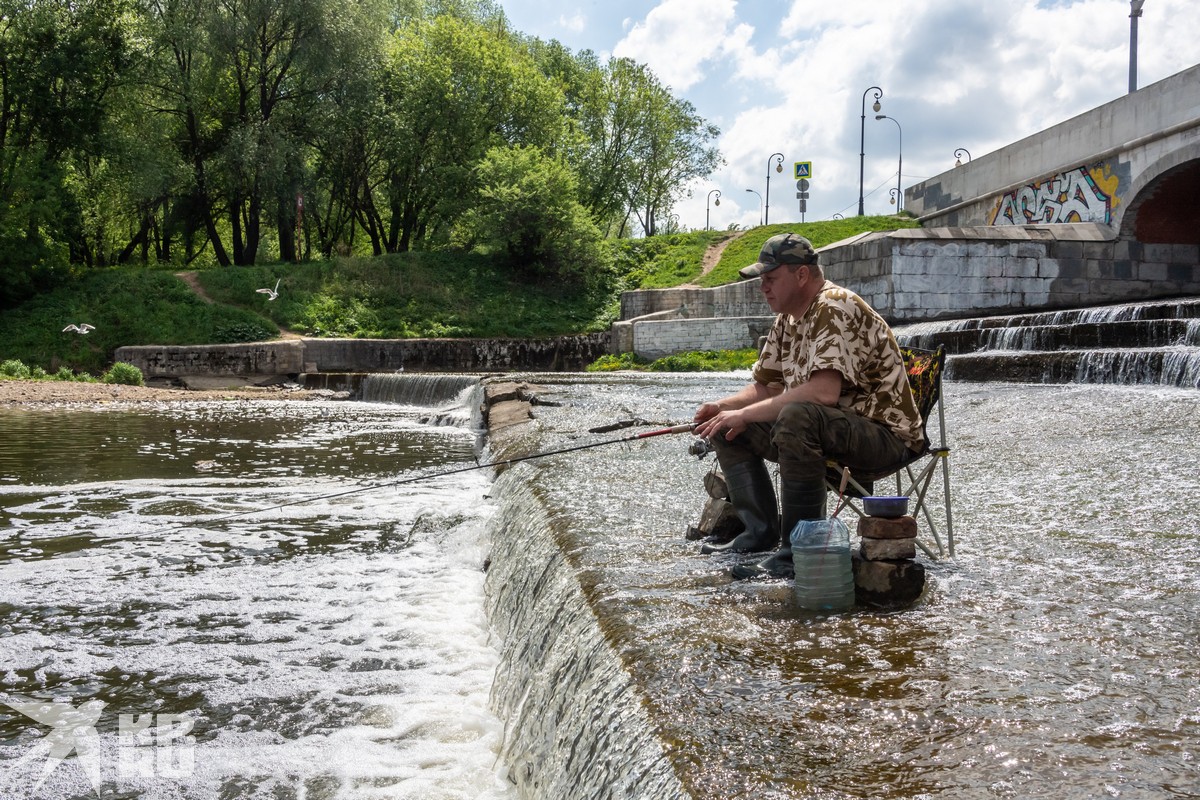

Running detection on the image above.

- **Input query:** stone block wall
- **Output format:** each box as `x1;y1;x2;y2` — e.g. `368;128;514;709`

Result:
632;317;776;360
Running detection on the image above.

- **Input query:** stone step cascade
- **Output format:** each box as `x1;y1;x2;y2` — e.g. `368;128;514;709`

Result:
893;297;1200;388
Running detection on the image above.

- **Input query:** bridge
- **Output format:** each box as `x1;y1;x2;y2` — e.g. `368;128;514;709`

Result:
616;62;1200;362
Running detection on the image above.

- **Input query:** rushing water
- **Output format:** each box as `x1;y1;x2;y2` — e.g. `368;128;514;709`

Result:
0;391;517;800
488;373;1200;799
4;374;1199;800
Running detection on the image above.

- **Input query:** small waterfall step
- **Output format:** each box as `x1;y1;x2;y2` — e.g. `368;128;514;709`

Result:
894;297;1200;388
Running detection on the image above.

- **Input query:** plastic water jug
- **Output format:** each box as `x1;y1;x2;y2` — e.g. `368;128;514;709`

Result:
790;518;855;612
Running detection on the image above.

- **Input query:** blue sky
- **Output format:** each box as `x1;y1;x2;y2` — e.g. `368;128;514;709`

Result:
495;0;1200;231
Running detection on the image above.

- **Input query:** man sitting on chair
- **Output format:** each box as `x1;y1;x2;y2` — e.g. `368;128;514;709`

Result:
693;233;925;580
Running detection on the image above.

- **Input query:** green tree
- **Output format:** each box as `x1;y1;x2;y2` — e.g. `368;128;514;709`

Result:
455;144;608;290
0;0;134;305
364;14;564;254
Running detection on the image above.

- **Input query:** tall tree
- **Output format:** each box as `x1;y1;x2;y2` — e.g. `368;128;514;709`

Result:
0;0;133;304
364;14;564;253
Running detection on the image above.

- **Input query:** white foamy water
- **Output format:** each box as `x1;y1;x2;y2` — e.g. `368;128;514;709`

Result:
0;399;517;800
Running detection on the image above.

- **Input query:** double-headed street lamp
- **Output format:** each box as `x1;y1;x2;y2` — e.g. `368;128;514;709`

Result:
954;148;972;167
858;86;882;216
706;189;721;230
875;113;902;212
745;189;763;227
765;153;784;225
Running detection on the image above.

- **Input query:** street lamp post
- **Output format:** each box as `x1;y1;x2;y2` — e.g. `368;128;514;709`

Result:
765;153;784;225
706;189;721;231
954;148;972;167
1129;0;1145;93
745;189;763;227
858;86;882;216
668;213;680;233
875;114;902;213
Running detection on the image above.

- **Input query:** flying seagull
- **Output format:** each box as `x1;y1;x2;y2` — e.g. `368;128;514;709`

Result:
62;324;95;334
256;278;281;301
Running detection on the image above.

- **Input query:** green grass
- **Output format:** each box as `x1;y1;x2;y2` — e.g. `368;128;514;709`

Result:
0;269;278;374
196;251;617;340
609;230;731;290
586;348;758;372
699;215;920;287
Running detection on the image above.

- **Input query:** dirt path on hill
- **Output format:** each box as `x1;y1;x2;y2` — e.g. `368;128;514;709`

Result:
681;231;745;287
175;270;302;340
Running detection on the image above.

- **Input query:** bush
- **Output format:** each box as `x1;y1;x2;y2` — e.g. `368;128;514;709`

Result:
0;359;31;379
585;349;757;373
101;362;144;386
585;353;650;372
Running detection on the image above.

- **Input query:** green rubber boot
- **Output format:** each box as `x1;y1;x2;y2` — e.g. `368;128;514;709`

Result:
699;461;779;555
730;478;826;580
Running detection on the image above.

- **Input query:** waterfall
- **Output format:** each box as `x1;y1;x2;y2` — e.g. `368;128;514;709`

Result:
360;373;485;429
483;465;688;800
894;297;1200;387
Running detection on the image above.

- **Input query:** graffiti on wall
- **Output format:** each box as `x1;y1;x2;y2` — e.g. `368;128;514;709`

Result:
990;162;1121;225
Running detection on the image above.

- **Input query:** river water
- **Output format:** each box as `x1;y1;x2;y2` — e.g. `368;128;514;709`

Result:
488;373;1200;800
2;376;1199;799
0;386;517;799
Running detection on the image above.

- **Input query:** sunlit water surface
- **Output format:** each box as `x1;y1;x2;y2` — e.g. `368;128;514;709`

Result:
0;397;516;800
497;374;1200;800
3;378;1199;800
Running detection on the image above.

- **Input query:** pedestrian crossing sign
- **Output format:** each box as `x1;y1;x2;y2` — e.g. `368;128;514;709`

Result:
794;161;812;180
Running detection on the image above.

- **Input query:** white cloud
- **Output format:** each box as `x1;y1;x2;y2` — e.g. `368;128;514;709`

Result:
558;11;586;33
612;0;740;92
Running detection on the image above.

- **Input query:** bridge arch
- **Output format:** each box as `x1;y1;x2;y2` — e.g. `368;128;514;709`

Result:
1117;141;1200;244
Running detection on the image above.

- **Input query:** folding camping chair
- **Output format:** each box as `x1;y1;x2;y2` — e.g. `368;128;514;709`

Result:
827;345;954;558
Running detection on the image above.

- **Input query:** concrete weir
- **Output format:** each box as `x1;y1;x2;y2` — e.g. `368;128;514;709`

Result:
114;333;611;384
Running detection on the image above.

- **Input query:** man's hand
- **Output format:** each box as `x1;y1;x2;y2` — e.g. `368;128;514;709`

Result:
693;408;748;441
693;401;721;424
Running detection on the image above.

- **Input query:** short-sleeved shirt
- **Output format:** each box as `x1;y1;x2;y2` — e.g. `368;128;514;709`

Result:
752;280;925;451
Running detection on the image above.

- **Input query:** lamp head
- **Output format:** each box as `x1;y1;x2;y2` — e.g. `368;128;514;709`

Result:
775;162;783;173
872;100;881;113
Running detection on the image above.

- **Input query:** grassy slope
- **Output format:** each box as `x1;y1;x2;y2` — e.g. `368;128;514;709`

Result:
0;217;917;373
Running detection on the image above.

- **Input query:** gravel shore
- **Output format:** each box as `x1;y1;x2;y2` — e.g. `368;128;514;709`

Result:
0;379;330;406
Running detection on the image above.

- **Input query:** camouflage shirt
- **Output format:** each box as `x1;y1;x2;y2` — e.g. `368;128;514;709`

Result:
752;280;925;451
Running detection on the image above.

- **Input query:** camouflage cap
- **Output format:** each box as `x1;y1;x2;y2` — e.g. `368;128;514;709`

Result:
739;233;819;279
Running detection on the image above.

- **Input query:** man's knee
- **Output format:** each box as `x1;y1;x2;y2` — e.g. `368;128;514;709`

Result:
774;401;837;445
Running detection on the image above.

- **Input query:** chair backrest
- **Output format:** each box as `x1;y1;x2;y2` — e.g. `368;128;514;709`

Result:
899;345;945;422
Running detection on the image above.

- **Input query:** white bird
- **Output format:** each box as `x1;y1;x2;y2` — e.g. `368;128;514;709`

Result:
256;278;281;301
62;323;95;334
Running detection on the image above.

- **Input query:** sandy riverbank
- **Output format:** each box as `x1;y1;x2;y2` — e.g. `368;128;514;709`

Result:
0;378;330;406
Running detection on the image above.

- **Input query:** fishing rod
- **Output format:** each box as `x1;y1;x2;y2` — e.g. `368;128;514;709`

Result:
164;421;698;533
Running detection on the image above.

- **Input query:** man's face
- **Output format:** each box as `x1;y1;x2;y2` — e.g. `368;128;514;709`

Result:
758;264;805;314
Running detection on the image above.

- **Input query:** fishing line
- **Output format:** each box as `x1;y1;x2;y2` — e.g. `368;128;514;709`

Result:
150;422;697;536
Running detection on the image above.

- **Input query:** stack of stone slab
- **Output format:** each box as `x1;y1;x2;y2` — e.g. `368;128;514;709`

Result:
851;514;926;607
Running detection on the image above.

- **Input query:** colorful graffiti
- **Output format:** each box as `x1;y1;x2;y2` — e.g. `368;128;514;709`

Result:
990;163;1121;225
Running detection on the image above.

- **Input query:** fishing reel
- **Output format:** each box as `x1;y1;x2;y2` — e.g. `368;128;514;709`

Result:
687;437;714;460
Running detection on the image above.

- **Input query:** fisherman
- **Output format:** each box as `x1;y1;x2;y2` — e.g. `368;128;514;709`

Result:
692;233;924;580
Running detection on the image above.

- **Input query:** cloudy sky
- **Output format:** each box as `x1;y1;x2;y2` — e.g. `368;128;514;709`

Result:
494;0;1200;231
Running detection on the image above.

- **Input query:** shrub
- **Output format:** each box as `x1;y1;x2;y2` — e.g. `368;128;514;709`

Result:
0;359;31;379
101;362;144;386
585;353;650;372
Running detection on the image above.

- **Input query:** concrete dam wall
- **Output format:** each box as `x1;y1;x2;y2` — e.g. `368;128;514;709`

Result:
114;333;612;379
